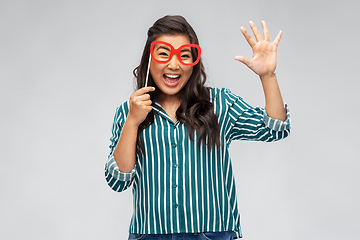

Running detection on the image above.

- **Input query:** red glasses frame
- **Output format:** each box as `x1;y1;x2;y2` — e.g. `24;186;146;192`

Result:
150;41;201;66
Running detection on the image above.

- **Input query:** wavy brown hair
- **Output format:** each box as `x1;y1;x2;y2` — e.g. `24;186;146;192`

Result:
133;15;220;154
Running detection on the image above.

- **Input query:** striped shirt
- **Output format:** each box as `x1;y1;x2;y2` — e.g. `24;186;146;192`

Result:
105;87;291;239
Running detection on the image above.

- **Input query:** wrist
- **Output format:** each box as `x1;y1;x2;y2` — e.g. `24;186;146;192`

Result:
124;115;141;129
260;72;276;81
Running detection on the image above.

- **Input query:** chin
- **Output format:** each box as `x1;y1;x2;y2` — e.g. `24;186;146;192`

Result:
152;75;189;99
161;87;182;96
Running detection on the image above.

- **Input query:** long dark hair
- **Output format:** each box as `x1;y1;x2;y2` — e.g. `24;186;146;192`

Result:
133;15;220;154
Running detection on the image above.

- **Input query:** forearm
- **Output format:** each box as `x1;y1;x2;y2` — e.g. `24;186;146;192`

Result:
113;118;139;173
260;73;286;121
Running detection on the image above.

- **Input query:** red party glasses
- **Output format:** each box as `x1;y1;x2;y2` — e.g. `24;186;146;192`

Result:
150;41;201;66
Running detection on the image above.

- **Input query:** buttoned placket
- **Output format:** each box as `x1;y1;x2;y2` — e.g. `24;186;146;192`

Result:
171;120;180;232
153;102;183;232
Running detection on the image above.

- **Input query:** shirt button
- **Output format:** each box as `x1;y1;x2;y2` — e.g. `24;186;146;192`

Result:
174;184;177;188
175;203;178;208
174;164;178;168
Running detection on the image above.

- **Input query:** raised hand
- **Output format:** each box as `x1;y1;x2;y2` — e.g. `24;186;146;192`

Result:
235;20;282;77
128;86;155;126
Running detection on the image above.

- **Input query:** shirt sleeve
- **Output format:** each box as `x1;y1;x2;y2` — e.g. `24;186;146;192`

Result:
221;88;291;143
104;102;137;192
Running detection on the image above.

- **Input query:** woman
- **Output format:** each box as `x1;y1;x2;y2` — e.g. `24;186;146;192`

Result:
105;15;291;240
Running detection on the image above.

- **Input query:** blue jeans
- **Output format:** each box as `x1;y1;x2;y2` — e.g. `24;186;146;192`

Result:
128;232;233;240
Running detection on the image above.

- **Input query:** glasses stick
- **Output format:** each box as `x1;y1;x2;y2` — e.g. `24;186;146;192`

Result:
144;54;151;87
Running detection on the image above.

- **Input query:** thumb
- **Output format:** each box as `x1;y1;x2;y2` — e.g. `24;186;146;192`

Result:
234;56;251;67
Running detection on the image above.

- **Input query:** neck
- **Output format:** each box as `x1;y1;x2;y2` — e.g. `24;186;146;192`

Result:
157;92;182;108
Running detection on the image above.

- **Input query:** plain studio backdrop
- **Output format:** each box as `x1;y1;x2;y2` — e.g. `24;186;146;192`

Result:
1;0;359;239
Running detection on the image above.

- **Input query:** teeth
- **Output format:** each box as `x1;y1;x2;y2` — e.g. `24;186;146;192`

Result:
165;74;180;78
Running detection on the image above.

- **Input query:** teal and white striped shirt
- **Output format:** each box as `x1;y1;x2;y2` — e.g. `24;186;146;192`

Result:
105;87;291;239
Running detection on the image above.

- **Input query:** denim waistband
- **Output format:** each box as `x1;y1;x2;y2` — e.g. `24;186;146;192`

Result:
128;231;234;240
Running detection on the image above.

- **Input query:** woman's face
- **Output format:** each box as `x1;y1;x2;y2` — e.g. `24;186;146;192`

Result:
149;34;193;100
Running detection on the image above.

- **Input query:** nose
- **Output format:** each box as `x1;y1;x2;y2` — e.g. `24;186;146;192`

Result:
167;54;180;69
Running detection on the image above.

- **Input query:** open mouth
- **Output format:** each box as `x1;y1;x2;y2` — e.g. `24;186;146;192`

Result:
163;74;180;87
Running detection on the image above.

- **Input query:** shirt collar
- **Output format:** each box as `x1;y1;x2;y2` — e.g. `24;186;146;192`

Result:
152;100;182;125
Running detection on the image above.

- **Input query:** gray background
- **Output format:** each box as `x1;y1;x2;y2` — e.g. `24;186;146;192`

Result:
1;0;359;239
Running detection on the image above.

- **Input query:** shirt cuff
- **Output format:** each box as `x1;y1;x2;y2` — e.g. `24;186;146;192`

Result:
263;103;291;131
105;154;136;181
